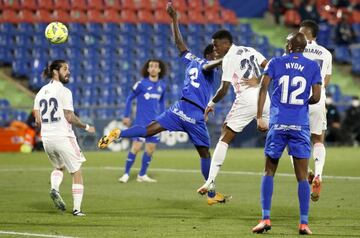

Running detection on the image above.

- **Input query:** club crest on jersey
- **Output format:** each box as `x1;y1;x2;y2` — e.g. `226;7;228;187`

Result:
157;86;162;93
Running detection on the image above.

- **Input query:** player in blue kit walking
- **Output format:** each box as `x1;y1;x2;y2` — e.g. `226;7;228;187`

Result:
252;32;321;235
98;2;230;205
118;59;167;183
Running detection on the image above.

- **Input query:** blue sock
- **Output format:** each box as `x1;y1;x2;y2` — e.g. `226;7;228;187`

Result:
298;180;310;224
139;152;152;176
200;158;215;198
261;175;274;220
121;125;147;138
124;152;136;175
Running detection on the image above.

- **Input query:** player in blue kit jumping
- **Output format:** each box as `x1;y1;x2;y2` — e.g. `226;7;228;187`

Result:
252;32;321;235
118;59;167;183
98;2;230;205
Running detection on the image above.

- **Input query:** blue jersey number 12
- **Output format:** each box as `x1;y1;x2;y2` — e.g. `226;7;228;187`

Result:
279;75;306;105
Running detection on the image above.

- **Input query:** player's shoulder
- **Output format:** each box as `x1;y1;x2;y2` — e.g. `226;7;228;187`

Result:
312;42;332;58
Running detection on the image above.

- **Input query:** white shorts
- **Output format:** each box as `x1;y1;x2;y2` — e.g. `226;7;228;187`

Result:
225;93;270;133
42;137;86;173
309;102;327;135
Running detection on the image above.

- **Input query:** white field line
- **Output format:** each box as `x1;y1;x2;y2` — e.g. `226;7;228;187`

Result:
0;166;359;181
0;230;77;238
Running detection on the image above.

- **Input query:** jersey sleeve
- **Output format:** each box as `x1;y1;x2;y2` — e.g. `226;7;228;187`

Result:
221;55;236;82
312;63;322;86
62;88;74;111
264;58;275;78
33;93;40;110
325;52;332;75
180;51;195;67
252;48;267;66
124;81;142;117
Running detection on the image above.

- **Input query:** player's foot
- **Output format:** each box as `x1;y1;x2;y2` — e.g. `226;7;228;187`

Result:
307;170;315;185
197;180;215;195
98;128;121;149
207;192;232;205
311;175;321;202
252;219;271;233
118;174;130;183
137;174;157;183
299;224;312;235
73;210;86;216
50;189;66;211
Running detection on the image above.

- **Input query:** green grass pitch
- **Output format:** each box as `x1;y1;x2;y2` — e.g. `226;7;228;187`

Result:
0;148;359;237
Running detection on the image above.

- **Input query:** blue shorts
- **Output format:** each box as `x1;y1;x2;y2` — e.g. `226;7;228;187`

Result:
132;135;160;144
155;100;210;147
264;124;311;159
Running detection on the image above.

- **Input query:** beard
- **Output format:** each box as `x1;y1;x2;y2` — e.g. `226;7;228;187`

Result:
59;74;70;84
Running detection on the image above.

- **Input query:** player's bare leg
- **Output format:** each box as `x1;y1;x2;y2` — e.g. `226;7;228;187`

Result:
310;132;325;202
293;157;312;235
98;121;165;149
71;169;85;216
197;124;236;194
252;156;278;233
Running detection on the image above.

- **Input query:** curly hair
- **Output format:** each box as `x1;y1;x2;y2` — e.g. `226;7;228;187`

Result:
141;59;167;79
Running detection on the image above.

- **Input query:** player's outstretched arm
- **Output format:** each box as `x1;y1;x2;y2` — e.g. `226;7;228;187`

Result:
166;2;188;53
257;75;270;132
33;109;41;128
309;84;321;105
202;59;223;71
63;110;95;133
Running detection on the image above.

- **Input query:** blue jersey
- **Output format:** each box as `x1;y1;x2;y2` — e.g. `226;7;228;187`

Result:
124;77;166;125
265;52;321;126
180;51;216;110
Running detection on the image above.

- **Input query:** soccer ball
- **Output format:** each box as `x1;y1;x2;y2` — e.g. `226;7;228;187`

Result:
45;22;68;44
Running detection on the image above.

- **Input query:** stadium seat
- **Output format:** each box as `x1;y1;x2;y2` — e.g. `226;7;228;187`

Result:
172;0;187;12
70;10;88;23
334;45;351;63
20;0;37;10
87;0;104;10
53;0;71;10
1;10;20;23
154;10;170;24
19;10;36;23
204;0;220;11
3;0;20;10
53;10;71;23
38;0;54;10
284;9;301;27
104;0;121;10
138;10;155;23
206;10;223;24
187;10;205;24
121;10;138;23
0;99;10;108
134;0;152;10
70;0;87;10
87;10;104;23
103;23;120;35
151;0;167;10
104;9;122;23
221;9;238;24
35;10;52;23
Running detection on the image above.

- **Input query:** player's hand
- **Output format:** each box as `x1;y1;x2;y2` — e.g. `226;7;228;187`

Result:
241;75;259;87
122;117;131;127
86;125;96;133
204;106;215;122
166;1;177;19
257;117;268;132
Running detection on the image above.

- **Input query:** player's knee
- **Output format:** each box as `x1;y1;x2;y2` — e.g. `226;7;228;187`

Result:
145;147;156;155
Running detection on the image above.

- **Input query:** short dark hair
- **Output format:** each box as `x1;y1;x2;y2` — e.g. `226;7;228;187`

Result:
42;59;67;79
300;20;319;38
212;29;233;44
203;44;214;58
141;59;167;79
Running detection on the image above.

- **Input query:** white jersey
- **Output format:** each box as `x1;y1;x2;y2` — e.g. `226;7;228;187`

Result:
221;44;266;97
303;40;332;93
34;80;76;138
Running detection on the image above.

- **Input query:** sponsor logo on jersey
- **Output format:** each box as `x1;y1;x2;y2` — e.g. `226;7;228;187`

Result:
144;93;161;100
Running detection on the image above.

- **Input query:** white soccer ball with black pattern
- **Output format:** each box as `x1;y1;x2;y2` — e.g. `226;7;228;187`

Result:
45;22;68;44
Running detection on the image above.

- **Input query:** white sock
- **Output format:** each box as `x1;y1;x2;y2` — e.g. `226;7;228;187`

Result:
50;170;63;191
72;184;84;211
207;141;229;183
313;143;326;181
289;155;294;168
